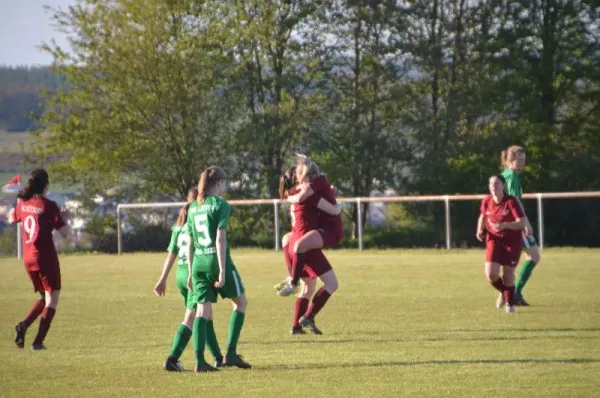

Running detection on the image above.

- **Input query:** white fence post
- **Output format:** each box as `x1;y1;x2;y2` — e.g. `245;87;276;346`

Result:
117;206;122;255
537;193;544;249
444;196;451;250
273;199;280;251
356;198;364;251
17;224;22;259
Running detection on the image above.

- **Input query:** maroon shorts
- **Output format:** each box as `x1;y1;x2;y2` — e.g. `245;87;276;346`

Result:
485;238;522;267
284;244;315;280
318;227;342;248
27;268;61;293
286;243;332;278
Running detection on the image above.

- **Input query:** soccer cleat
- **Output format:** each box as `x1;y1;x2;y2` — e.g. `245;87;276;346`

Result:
514;293;530;306
274;276;292;291
496;293;505;309
223;354;252;369
15;322;26;349
299;316;323;335
164;357;186;372
277;282;298;297
31;343;47;350
215;356;224;368
506;304;516;314
291;326;306;335
194;362;219;373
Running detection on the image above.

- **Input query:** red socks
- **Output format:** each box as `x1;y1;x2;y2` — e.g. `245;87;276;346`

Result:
305;288;331;318
23;299;45;329
283;247;293;273
290;252;306;286
293;298;309;327
504;285;515;306
33;307;56;346
490;278;505;293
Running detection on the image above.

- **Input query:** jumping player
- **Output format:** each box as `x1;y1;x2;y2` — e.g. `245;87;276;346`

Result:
185;166;251;372
278;161;340;334
476;174;528;313
8;169;70;350
500;145;540;306
154;187;224;371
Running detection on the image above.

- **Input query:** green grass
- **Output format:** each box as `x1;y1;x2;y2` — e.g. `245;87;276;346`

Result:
1;249;599;397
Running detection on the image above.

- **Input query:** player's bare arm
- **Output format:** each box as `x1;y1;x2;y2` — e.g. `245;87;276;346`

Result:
7;208;16;224
317;198;341;216
287;185;313;204
476;214;486;241
155;253;177;296
498;217;528;231
214;229;227;288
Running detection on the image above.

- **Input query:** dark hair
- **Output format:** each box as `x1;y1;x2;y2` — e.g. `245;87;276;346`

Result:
17;169;49;200
176;187;198;226
279;166;297;200
494;174;506;185
197;166;226;204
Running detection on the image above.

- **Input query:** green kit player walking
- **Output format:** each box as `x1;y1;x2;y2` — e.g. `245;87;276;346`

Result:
186;166;251;372
499;145;542;306
154;187;224;371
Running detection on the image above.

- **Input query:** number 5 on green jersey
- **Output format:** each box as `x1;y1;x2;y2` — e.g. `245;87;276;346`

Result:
194;213;212;247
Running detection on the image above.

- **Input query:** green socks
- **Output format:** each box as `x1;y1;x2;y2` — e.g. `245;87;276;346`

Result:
168;323;193;360
206;320;222;362
515;259;537;295
193;317;207;365
226;311;245;358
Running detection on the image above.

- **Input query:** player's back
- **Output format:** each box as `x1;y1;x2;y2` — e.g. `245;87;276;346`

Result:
187;195;230;253
501;168;522;199
290;200;320;236
15;196;64;263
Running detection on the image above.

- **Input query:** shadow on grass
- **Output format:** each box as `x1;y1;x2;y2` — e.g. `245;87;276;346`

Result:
427;327;600;333
258;357;600;371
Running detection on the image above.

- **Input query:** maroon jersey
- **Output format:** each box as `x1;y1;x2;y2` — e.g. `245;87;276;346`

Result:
290;188;323;236
14;196;65;270
310;175;342;234
480;194;524;242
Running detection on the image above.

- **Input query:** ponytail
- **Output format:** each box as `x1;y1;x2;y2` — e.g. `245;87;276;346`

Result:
176;187;198;226
17;168;49;201
197;166;226;204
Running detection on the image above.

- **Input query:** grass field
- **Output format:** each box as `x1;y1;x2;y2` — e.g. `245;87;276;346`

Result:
1;249;599;397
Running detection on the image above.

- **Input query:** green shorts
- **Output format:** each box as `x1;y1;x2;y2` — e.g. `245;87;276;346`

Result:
191;255;245;304
175;267;196;311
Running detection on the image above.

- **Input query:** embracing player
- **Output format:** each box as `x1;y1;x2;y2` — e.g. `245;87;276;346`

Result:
278;159;341;334
477;174;529;313
500;145;541;306
185;166;250;372
8;169;70;350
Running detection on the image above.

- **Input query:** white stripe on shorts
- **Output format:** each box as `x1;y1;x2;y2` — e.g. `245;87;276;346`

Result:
522;231;531;249
232;270;242;297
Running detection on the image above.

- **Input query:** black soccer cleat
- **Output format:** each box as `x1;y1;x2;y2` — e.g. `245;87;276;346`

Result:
215;355;224;368
164;357;186;372
194;362;219;373
15;322;26;349
514;293;530;306
291;326;306;335
31;343;47;351
299;316;323;335
223;354;252;369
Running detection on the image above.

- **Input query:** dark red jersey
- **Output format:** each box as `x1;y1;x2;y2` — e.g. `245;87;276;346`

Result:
480;194;524;243
13;196;65;270
310;175;343;235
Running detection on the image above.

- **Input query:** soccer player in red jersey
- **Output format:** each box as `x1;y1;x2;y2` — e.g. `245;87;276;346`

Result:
7;169;70;349
476;174;529;313
278;163;341;334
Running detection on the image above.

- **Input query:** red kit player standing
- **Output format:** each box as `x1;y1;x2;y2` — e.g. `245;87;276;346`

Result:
8;169;69;350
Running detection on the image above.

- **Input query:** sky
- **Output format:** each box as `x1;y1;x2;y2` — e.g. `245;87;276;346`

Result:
0;0;74;66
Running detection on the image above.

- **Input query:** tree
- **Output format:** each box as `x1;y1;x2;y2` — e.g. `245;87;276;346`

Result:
35;0;241;198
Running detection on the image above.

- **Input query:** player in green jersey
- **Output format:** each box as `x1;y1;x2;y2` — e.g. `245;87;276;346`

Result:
185;166;251;372
499;145;541;306
154;188;224;371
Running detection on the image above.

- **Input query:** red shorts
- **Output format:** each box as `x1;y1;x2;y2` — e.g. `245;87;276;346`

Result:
318;227;342;248
485;238;522;267
287;243;332;279
25;259;61;292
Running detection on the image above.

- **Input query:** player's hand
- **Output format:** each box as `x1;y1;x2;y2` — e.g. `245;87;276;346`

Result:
488;222;500;232
476;230;485;242
7;208;15;224
524;223;533;237
154;279;167;296
186;276;193;292
214;272;226;288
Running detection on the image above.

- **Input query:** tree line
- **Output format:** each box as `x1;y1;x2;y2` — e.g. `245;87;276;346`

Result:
21;0;600;247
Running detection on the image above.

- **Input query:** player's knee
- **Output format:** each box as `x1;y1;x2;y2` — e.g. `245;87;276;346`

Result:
530;250;541;263
485;270;499;283
233;295;247;312
324;278;338;294
282;233;292;247
293;240;302;254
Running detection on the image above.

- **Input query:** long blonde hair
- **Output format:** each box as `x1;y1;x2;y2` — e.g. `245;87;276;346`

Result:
176;187;198;226
197;166;226;204
296;154;320;181
501;145;526;168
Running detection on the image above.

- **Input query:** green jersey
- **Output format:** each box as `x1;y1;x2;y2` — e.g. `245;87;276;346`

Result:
501;168;522;199
167;224;191;268
186;195;231;258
